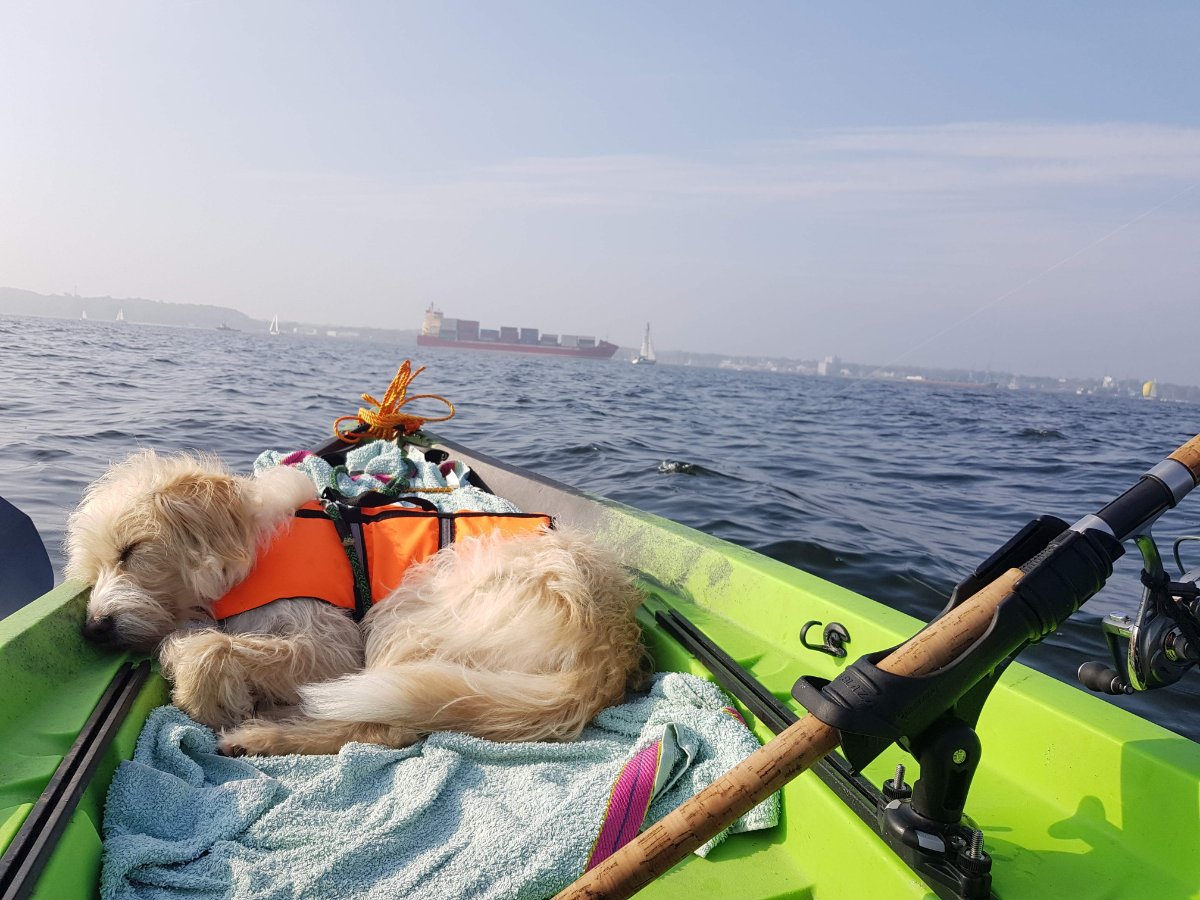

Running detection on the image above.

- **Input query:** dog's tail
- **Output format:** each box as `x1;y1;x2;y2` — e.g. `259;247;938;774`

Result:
298;659;603;744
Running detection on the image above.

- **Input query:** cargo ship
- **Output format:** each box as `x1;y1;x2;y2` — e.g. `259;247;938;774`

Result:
417;305;619;359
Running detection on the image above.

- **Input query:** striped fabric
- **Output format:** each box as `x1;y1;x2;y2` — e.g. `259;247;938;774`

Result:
585;705;746;870
585;740;664;869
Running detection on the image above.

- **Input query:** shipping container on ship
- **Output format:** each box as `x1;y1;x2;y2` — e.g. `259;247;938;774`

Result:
417;305;619;359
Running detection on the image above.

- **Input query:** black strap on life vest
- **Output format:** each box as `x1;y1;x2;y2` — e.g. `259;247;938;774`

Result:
312;490;552;622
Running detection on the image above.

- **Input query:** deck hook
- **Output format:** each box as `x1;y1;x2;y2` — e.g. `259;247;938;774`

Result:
800;620;850;658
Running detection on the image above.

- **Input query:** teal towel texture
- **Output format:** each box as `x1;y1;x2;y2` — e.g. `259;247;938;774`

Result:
102;673;779;900
253;441;520;513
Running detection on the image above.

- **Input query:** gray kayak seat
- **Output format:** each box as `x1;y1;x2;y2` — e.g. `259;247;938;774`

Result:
0;496;53;618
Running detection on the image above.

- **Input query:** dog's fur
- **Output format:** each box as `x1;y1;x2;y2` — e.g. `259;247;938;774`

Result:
67;450;648;754
66;450;362;729
222;527;647;755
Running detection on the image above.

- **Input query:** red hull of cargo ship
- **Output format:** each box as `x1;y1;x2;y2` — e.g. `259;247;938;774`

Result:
417;334;619;359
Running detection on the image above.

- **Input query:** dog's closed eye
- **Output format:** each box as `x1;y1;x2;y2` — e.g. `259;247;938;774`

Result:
117;542;141;565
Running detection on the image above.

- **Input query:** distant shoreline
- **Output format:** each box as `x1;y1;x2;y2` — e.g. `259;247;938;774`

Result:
1;288;1192;399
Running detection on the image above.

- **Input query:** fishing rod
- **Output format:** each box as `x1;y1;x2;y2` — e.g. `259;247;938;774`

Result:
556;434;1200;900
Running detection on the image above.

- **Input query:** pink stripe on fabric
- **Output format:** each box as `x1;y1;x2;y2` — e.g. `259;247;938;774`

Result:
585;741;663;870
722;705;746;725
280;450;314;466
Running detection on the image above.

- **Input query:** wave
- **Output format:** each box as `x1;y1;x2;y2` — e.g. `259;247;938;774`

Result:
1017;427;1066;440
7;314;1197;741
656;459;720;476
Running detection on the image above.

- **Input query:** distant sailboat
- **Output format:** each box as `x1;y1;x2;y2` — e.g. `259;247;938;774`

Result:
632;323;657;365
268;315;281;336
115;308;125;323
80;310;88;320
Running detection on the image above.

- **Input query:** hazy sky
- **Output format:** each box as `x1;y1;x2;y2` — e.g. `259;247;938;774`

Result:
3;2;1198;381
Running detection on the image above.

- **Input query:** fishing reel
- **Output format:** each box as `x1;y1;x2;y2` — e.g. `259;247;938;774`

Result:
1079;531;1200;695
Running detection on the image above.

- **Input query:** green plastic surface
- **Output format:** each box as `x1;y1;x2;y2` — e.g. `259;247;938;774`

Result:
1;494;1197;898
0;582;168;900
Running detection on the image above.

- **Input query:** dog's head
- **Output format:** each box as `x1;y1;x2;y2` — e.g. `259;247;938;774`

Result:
66;450;316;652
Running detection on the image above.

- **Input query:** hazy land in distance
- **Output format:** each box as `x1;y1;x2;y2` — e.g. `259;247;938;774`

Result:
1;286;1193;403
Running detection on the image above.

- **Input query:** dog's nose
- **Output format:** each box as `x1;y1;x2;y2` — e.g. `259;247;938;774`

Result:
83;614;118;645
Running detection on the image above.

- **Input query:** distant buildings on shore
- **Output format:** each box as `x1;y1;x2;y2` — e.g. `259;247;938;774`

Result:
2;287;1194;401
738;354;1194;403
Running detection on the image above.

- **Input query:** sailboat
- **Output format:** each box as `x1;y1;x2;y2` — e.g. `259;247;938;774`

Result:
268;315;281;336
80;310;88;321
115;309;125;323
632;323;657;365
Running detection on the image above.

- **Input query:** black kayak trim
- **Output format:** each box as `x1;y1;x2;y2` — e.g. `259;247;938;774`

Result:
0;661;151;900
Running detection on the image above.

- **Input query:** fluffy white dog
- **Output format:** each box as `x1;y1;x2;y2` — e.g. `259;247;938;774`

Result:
66;450;648;755
66;450;359;728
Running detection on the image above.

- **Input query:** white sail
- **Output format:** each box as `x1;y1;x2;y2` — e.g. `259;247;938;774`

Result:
269;315;280;336
634;323;657;364
116;308;125;322
80;310;88;320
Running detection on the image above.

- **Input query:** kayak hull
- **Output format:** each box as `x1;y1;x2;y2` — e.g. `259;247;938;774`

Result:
0;437;1196;898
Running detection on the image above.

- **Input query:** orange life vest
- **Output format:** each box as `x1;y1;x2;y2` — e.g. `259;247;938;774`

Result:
211;500;552;621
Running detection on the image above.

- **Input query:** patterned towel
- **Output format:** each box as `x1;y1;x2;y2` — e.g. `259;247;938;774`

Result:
101;673;778;900
254;440;521;513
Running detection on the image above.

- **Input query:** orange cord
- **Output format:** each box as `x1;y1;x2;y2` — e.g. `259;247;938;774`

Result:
333;361;455;443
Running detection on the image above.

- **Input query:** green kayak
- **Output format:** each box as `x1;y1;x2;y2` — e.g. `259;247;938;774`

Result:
0;433;1197;899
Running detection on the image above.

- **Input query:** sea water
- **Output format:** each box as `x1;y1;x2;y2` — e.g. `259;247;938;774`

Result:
2;313;1197;740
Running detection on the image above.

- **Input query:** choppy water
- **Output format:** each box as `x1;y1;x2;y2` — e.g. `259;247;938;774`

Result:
2;314;1198;740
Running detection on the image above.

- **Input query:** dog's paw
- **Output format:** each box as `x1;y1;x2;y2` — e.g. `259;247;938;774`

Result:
218;719;285;757
161;630;256;729
217;735;248;757
170;663;255;729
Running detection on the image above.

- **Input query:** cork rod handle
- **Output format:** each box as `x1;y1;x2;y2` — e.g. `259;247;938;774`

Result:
1169;433;1200;482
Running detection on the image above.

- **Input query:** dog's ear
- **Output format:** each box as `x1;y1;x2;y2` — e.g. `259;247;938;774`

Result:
179;467;313;599
151;470;257;601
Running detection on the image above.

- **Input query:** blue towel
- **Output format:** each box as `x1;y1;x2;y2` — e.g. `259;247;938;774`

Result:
102;673;779;900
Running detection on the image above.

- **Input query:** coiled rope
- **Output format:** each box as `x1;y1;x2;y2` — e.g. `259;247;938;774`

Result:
332;360;455;443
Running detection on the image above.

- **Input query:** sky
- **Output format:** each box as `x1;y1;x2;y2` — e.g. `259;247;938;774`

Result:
2;2;1198;382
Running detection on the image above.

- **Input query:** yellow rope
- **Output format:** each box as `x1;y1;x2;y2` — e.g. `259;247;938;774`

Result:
333;360;455;443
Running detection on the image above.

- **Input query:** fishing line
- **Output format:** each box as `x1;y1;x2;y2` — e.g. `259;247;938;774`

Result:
830;180;1200;396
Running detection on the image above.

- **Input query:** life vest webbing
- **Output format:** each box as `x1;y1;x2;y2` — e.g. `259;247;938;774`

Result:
211;502;552;622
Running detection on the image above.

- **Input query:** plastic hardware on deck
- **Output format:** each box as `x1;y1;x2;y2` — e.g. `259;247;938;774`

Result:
791;518;1123;900
799;620;851;657
656;609;992;900
945;515;1068;611
654;609;884;830
793;521;1122;773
